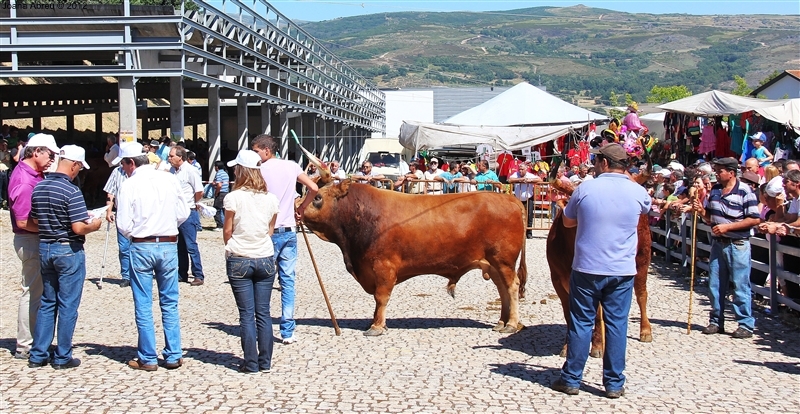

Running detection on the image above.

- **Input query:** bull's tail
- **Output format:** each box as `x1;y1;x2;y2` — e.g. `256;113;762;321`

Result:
518;203;528;299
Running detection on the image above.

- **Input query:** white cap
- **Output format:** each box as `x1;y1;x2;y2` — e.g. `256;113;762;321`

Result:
764;176;784;198
668;161;684;172
657;169;672;177
750;132;765;141
26;133;60;153
429;157;439;164
112;142;144;165
569;175;582;184
59;145;90;169
227;149;261;169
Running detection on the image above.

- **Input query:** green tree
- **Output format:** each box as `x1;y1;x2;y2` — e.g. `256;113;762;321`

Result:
731;75;752;96
759;70;782;86
609;91;619;106
646;85;692;103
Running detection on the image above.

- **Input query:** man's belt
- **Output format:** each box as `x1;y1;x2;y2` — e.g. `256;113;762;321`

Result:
712;237;746;245
274;226;296;234
131;236;178;243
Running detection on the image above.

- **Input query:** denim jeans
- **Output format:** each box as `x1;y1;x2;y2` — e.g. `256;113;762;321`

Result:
29;242;86;365
708;239;754;332
227;255;277;372
178;210;204;280
129;241;182;365
117;227;131;281
213;192;227;229
272;231;297;339
561;270;634;392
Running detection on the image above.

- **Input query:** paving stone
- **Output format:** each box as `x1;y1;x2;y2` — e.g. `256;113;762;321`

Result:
1;211;799;412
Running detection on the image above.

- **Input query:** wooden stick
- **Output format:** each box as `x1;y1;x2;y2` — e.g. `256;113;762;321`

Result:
298;223;342;336
687;188;699;334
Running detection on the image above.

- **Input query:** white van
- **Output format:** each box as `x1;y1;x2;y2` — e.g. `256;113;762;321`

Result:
358;139;415;183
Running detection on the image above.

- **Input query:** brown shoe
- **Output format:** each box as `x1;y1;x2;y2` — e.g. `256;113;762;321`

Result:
161;358;183;370
701;324;720;334
190;278;204;286
127;359;157;371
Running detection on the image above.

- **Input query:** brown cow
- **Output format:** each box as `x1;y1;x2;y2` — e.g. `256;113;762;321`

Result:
546;169;653;358
300;177;528;336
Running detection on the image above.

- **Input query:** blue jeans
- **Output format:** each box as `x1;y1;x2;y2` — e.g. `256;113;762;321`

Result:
272;231;297;339
117;227;131;281
227;256;276;372
708;239;754;332
29;242;86;365
561;270;634;392
129;241;182;365
178;210;204;280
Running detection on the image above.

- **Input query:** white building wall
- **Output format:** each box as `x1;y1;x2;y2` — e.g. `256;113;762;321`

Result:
372;90;434;139
760;76;800;99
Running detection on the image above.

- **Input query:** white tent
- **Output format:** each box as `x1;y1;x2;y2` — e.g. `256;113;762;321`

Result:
657;90;799;133
399;82;607;151
639;112;666;141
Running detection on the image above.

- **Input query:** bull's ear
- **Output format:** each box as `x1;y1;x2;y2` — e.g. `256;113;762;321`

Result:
337;178;352;196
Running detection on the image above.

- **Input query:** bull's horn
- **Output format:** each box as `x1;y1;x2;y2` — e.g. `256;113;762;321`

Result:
290;130;331;184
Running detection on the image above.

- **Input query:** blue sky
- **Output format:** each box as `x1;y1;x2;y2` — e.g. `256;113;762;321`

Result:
264;1;800;22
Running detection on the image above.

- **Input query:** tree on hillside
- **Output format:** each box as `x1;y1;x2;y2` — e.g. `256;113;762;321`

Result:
759;70;782;86
646;85;692;103
731;75;752;96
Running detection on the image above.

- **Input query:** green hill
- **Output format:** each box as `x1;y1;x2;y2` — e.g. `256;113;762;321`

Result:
299;5;799;104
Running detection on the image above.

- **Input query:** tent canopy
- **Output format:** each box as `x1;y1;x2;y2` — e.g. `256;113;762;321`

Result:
443;82;607;126
657;90;799;133
400;82;607;151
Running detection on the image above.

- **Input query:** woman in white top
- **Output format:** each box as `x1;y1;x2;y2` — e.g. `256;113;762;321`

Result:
223;150;280;373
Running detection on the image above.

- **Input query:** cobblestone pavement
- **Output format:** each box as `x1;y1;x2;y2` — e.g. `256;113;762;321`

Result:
1;211;799;413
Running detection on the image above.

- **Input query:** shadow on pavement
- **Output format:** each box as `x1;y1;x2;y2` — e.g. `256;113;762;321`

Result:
479;323;566;357
1;337;16;356
647;317;707;333
184;347;246;371
79;342;139;363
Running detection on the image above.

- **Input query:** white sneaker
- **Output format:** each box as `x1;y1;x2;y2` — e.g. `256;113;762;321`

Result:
282;335;297;344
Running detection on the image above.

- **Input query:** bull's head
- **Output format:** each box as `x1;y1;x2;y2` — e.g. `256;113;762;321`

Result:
297;179;353;243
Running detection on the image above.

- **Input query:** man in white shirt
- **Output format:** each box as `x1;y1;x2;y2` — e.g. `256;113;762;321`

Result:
103;134;120;168
330;160;348;183
116;150;189;371
508;162;541;239
168;146;206;286
424;158;444;194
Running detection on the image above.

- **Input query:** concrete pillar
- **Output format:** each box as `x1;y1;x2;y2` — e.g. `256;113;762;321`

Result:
170;77;184;142
95;110;103;142
279;111;288;159
237;96;248;150
207;86;221;169
32;117;41;132
66;114;74;141
261;102;272;136
193;123;198;141
118;76;137;144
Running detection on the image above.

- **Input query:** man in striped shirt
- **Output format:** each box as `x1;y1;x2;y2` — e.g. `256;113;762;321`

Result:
27;145;103;369
691;157;761;339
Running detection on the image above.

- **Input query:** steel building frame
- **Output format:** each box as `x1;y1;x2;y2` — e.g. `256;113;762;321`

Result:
0;0;385;133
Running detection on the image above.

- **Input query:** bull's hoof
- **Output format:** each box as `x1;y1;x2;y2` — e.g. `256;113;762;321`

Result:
363;327;387;337
492;321;505;332
559;347;568;358
640;333;653;343
498;324;519;334
589;349;603;359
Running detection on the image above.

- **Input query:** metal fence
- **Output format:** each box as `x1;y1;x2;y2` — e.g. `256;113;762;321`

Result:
650;209;800;313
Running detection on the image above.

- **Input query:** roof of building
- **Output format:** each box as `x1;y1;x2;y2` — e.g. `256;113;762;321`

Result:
750;70;800;97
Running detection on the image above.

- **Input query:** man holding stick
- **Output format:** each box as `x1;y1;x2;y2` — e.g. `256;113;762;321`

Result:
252;134;318;344
691;157;760;339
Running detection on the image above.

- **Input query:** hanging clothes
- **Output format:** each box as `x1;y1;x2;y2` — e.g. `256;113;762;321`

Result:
715;123;735;158
729;114;746;156
698;124;716;155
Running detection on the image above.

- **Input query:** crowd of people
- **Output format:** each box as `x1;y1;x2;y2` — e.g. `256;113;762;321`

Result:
7;132;317;373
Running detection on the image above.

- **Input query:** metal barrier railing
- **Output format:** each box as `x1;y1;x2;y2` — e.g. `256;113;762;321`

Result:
650;209;800;313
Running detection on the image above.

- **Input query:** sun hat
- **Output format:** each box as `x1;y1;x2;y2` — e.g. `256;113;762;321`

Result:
429;157;439;164
112;142;143;165
227;149;261;169
740;171;761;186
26;133;60;153
150;139;160;147
59;145;90;169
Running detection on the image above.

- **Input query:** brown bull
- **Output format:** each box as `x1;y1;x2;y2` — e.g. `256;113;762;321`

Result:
300;178;528;336
546;170;653;358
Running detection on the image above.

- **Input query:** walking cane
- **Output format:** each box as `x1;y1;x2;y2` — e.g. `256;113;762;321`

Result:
687;187;698;334
96;220;111;290
298;222;342;336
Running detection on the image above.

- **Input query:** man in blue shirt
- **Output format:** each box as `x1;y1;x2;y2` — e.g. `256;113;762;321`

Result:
28;145;103;369
472;160;499;191
551;143;650;399
212;161;230;230
691;157;760;339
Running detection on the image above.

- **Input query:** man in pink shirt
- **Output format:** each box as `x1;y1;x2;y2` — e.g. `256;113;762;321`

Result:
252;134;318;344
8;133;59;360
